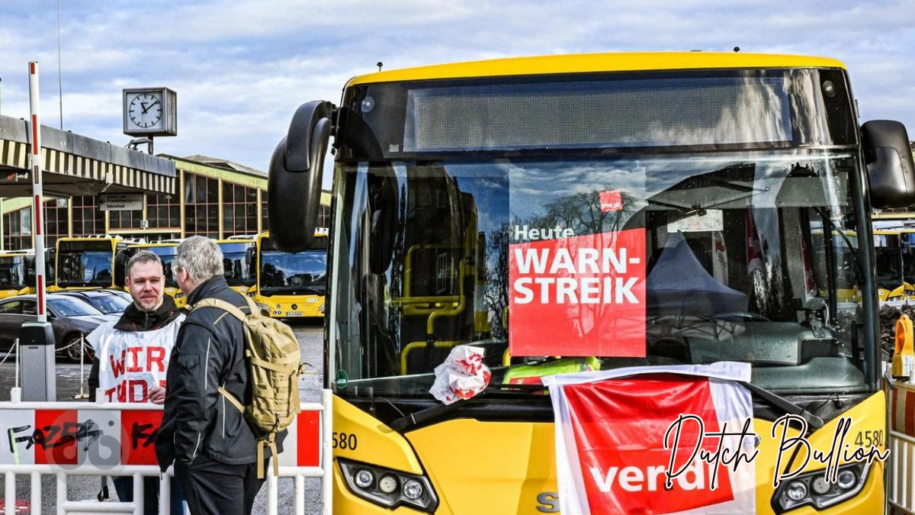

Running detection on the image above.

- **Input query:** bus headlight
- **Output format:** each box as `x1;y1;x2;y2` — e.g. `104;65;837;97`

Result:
772;462;870;513
256;303;271;313
339;458;438;513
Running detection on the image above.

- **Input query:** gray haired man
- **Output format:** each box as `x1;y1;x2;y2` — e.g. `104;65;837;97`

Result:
155;236;278;515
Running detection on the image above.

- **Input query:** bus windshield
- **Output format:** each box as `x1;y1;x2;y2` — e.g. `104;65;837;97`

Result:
875;246;904;291
0;256;28;290
219;242;256;288
331;150;869;397
146;247;179;288
259;247;327;295
58;241;114;287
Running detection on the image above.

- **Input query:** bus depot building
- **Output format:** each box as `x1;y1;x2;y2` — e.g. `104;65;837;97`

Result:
1;152;331;250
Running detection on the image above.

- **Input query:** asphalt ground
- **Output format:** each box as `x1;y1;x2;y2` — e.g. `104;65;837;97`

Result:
0;318;326;515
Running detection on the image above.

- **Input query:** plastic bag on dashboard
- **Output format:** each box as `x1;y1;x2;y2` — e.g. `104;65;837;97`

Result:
430;345;492;405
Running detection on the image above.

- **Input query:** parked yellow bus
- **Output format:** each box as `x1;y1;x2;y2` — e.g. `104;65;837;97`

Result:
55;236;133;291
250;230;327;318
873;229;914;303
267;52;915;514
216;239;257;296
0;252;30;299
115;242;184;307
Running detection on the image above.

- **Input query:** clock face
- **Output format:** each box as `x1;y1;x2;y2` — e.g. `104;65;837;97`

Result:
127;92;163;130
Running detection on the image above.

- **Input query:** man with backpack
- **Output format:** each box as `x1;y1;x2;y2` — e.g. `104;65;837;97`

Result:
155;236;290;515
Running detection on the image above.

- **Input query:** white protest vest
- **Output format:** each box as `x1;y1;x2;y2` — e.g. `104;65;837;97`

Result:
89;315;185;403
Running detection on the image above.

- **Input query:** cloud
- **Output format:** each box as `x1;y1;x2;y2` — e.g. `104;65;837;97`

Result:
0;0;910;174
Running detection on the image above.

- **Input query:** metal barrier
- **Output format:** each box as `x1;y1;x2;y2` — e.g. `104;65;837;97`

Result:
888;375;915;515
0;389;333;515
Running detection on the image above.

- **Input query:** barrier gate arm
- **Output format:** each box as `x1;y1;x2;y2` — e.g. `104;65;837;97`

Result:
0;389;334;515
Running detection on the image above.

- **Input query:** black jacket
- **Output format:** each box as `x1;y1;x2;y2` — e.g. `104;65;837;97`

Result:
155;276;284;471
87;295;183;402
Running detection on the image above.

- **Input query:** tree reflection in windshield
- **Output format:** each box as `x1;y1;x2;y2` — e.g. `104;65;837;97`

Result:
58;251;113;285
334;153;869;395
261;251;326;292
0;257;27;289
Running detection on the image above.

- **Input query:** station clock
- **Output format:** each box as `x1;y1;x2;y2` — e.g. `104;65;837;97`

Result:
123;87;178;136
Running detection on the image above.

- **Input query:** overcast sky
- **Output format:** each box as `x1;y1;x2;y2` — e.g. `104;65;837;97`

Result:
0;0;912;175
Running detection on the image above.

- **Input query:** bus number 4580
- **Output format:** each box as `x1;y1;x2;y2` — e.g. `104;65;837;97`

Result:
854;430;884;448
332;432;358;450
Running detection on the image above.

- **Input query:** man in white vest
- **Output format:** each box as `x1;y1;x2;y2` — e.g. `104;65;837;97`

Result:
87;250;186;514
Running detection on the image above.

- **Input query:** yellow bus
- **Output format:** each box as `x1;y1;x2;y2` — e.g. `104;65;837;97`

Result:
55;236;134;291
0;252;30;299
216;239;257;296
267;53;915;514
115;242;184;307
250;230;327;318
872;230;914;303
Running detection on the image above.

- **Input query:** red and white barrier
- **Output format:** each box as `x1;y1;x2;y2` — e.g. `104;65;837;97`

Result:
0;391;333;515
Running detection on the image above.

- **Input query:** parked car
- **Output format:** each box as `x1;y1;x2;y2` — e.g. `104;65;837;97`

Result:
0;294;109;362
57;290;129;320
103;289;134;304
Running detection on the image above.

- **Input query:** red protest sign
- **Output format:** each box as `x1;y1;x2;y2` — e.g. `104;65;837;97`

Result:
509;229;646;357
600;190;623;212
564;374;734;514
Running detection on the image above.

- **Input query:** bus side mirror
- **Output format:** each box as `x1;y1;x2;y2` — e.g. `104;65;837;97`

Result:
863;120;915;208
268;101;335;253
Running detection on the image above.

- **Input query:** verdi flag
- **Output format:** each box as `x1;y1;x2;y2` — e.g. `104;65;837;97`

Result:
542;362;756;515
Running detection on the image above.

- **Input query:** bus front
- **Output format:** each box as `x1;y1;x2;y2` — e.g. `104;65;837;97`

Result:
269;54;915;515
0;253;29;298
252;233;326;318
56;238;118;290
217;240;257;297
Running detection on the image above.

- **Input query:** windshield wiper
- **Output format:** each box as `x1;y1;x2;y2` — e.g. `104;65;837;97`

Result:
261;286;325;296
739;381;824;429
58;280;90;287
389;384;547;432
389;381;823;432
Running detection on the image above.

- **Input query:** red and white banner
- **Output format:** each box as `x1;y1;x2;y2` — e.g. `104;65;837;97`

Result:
509;229;646;357
0;406;321;470
88;321;183;403
543;362;756;515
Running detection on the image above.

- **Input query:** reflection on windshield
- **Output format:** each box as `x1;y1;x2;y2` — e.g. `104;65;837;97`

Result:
333;152;868;396
224;252;255;287
147;247;179;288
58;251;113;286
84;295;129;314
0;257;27;289
260;251;326;293
49;297;102;317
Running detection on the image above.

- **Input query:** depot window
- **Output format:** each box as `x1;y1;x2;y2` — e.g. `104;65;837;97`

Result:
146;194;180;229
72;195;105;236
222;181;259;238
184;173;219;238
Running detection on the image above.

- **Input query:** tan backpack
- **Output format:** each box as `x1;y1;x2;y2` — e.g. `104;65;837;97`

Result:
192;296;304;478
